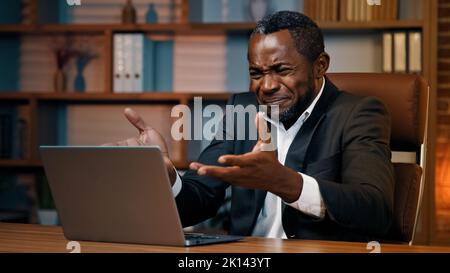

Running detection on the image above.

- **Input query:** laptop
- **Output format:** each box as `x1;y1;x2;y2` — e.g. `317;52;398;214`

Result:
39;146;242;246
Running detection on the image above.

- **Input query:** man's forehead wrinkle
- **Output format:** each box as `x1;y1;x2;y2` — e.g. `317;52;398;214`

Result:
250;41;289;69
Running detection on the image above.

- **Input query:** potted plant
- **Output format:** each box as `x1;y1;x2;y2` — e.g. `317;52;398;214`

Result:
74;45;98;93
51;37;79;93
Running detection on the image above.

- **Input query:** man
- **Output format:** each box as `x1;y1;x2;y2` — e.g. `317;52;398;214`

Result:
110;11;394;242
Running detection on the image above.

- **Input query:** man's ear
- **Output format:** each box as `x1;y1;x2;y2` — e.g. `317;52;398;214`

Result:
313;52;330;79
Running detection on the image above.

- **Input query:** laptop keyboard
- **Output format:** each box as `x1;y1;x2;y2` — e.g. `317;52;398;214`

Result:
185;233;221;240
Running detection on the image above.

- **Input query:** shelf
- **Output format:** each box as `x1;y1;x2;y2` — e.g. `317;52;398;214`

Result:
0;24;36;33
318;20;424;30
0;92;34;101
39;23;189;33
0;92;232;102
0;20;424;34
0;160;41;168
36;92;232;102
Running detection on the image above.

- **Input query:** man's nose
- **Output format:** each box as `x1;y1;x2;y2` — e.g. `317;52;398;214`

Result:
260;74;280;94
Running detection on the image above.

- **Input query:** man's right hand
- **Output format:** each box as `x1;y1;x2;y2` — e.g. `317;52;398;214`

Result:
103;108;177;186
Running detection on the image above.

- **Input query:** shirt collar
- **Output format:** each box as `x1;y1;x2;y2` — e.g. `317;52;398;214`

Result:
263;77;326;131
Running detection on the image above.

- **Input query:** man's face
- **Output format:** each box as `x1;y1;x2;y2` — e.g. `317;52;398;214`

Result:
248;30;316;124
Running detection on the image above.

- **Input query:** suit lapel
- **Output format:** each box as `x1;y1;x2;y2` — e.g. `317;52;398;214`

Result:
284;77;340;172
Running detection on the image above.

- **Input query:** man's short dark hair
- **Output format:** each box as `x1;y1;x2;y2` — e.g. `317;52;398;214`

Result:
252;11;325;63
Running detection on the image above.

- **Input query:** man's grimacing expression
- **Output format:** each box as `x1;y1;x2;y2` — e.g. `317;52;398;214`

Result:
248;29;329;127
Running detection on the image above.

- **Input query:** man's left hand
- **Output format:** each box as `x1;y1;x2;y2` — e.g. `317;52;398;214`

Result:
189;113;303;203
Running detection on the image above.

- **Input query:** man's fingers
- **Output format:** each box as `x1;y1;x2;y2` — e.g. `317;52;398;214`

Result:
189;162;205;171
102;138;139;147
255;112;271;143
253;112;276;152
124;108;150;133
218;154;249;167
197;165;240;177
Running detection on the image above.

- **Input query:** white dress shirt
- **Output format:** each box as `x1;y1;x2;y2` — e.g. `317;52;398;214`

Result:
172;78;327;238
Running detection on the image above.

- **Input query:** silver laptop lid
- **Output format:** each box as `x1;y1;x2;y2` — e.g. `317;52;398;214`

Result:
40;146;186;246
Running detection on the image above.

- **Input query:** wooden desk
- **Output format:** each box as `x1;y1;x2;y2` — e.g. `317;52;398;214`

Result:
1;223;450;253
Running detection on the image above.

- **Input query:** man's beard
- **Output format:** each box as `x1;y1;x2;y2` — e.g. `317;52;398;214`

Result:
279;81;315;125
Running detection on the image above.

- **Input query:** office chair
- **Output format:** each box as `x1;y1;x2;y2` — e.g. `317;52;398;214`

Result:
327;73;430;245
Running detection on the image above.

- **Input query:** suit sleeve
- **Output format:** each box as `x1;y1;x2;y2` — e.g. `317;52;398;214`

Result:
317;97;395;237
175;96;236;228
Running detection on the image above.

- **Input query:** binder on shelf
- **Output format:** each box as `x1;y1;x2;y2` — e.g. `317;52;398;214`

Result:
113;34;125;93
408;31;422;73
123;34;134;93
113;34;144;93
394;32;407;73
383;32;393;73
132;34;144;93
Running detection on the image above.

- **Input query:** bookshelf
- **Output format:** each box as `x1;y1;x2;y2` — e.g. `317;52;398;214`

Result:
0;0;440;244
0;20;425;33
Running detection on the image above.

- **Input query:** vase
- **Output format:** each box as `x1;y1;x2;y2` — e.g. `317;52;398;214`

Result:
145;3;158;23
53;69;66;93
74;70;86;93
122;0;136;24
74;58;87;93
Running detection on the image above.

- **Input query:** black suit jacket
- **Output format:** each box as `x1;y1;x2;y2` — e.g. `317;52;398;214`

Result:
175;77;395;242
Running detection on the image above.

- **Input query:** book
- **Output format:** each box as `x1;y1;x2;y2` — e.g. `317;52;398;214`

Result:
409;31;422;73
320;0;327;21
354;0;361;22
339;0;348;21
391;0;399;20
383;32;393;73
347;0;354;21
331;0;339;21
310;0;317;21
304;0;312;18
360;0;368;22
394;32;407;73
